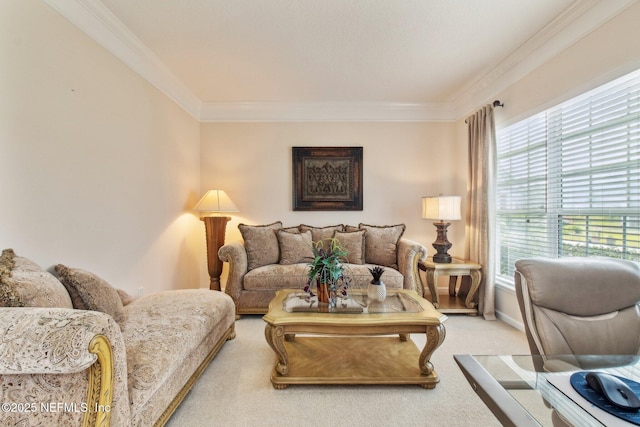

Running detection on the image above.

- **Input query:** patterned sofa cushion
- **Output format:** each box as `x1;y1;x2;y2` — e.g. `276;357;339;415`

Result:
333;229;366;265
239;221;283;271
55;264;127;328
243;263;310;291
359;223;406;269
0;249;72;308
121;289;235;423
277;230;313;265
243;263;403;291
299;224;344;250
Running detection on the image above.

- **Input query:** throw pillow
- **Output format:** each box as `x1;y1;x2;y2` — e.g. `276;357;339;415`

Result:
359;223;406;269
55;264;126;327
0;249;24;307
333;230;366;265
0;249;73;308
239;221;283;271
117;288;137;306
299;224;344;249
277;230;314;265
281;226;301;233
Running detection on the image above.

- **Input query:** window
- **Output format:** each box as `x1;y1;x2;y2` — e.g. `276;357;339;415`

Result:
496;69;640;282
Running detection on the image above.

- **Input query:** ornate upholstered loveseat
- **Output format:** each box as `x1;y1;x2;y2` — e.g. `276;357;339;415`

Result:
0;249;236;427
219;222;427;315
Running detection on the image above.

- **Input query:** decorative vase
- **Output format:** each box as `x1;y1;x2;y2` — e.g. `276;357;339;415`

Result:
367;280;386;302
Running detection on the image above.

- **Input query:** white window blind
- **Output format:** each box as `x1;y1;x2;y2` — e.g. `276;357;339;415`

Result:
496;69;640;281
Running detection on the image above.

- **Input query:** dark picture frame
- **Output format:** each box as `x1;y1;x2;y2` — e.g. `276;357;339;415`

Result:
292;146;363;211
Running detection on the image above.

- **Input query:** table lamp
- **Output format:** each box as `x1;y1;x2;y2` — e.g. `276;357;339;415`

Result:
422;196;461;263
195;190;239;290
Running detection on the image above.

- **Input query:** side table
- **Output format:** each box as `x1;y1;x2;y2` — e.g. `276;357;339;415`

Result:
418;258;482;314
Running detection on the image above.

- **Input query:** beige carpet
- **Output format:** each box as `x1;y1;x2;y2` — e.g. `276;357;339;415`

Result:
166;315;529;427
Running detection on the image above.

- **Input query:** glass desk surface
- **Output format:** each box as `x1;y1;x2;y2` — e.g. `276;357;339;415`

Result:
454;354;640;427
282;290;424;314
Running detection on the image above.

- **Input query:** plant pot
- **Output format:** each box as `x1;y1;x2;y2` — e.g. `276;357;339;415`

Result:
317;282;338;308
367;280;386;302
317;282;330;303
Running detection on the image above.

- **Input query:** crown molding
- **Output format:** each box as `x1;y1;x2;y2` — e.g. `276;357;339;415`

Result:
44;0;636;122
42;0;202;119
199;102;456;122
452;0;638;120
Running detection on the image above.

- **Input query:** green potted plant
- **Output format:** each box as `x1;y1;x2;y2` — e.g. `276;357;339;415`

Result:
304;238;351;306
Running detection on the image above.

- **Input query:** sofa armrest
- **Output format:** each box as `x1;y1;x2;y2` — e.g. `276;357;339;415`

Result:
219;241;249;303
397;238;427;294
0;307;130;426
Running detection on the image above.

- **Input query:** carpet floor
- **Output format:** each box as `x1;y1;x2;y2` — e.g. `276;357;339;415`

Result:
165;314;529;427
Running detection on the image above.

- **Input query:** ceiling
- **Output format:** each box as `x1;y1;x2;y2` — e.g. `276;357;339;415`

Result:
44;0;636;121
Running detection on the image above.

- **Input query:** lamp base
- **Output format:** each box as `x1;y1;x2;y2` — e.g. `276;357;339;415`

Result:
432;221;453;264
433;252;452;263
202;216;231;291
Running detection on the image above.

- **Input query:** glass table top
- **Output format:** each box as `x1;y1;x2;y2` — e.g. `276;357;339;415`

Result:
454;354;640;427
282;290;424;314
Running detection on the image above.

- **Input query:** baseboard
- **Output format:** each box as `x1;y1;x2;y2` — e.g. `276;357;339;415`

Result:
495;310;525;332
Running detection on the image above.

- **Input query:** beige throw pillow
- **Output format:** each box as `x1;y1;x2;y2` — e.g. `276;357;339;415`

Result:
278;230;314;265
55;264;126;327
0;249;72;308
333;230;366;265
299;224;344;250
239;221;283;270
0;249;24;307
117;288;137;306
359;223;406;269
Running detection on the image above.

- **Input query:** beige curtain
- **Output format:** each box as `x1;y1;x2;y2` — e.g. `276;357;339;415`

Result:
463;105;496;320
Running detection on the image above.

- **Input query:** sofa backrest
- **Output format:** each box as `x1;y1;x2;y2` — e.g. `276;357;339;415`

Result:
238;222;406;270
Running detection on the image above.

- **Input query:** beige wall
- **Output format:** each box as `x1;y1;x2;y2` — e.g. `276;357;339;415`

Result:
0;0;205;295
200;121;467;261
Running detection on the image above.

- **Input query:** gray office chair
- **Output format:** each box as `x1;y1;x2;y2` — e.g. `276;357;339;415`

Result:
515;257;640;370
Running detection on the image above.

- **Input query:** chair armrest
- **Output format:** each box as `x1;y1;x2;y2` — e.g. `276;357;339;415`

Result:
219;241;249;303
0;307;130;426
397;238;427;293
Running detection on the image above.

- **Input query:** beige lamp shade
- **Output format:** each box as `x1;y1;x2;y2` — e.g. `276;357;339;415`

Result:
422;196;461;221
194;190;239;214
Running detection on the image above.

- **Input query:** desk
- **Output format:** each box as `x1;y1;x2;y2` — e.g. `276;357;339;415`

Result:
418;258;481;313
454;354;640;427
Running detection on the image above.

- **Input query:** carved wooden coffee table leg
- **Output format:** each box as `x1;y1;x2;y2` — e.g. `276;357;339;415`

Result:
418;324;446;388
264;324;288;376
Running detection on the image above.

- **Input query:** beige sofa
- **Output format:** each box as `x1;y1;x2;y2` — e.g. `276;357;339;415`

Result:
219;222;427;315
0;249;236;427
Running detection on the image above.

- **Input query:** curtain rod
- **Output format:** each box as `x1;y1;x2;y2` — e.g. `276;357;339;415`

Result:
465;100;504;123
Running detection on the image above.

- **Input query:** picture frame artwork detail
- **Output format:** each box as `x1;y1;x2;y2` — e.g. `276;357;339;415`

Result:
292;147;363;211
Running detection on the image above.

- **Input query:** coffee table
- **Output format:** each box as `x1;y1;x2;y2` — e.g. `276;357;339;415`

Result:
263;289;447;389
455;354;640;427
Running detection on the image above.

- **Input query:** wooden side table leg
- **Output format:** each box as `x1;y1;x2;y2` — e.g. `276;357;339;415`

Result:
448;275;458;296
464;270;482;309
425;269;439;308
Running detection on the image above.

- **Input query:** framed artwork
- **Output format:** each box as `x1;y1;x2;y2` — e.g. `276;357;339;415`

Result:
292;146;363;211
